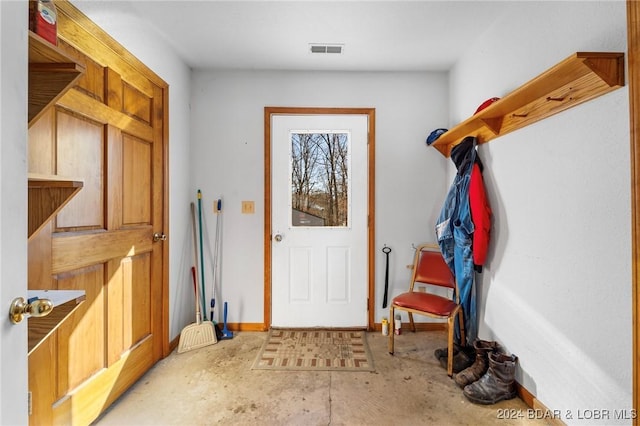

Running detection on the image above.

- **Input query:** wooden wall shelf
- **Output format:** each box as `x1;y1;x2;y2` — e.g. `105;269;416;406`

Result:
27;290;86;355
431;52;625;157
28;173;83;240
28;31;85;125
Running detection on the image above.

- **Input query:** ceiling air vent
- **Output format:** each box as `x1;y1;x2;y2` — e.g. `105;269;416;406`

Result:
309;44;344;54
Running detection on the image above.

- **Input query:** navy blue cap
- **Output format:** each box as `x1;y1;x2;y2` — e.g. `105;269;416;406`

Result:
426;128;448;146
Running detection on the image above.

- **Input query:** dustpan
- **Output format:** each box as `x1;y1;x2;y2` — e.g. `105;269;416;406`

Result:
177;316;217;353
178;269;216;353
179;203;217;353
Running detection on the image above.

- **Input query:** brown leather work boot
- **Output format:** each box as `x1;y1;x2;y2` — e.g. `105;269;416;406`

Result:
463;352;518;404
438;344;475;373
454;339;500;388
434;344;460;361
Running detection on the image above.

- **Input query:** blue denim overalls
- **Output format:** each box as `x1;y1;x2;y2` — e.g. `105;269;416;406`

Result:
435;139;477;346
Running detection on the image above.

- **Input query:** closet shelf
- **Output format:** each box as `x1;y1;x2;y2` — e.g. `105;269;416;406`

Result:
28;173;83;240
431;52;625;157
27;290;86;355
28;30;85;125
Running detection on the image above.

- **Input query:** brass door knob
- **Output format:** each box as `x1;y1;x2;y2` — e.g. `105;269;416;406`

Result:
9;297;53;324
153;232;167;242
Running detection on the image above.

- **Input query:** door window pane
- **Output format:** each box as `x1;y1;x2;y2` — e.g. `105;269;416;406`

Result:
290;132;350;227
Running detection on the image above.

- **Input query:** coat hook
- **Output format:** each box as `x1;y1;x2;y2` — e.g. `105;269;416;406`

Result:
546;96;565;102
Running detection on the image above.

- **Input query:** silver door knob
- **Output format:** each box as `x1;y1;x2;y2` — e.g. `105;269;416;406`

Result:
153;232;167;242
274;234;283;242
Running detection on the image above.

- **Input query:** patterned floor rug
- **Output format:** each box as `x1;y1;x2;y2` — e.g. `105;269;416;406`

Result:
251;329;375;372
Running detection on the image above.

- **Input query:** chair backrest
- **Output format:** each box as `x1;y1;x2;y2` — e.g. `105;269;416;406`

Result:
412;246;455;290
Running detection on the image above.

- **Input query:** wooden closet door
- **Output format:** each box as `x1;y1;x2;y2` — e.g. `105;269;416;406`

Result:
27;4;168;425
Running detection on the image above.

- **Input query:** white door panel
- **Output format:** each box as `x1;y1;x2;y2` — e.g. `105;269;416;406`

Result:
272;114;368;327
1;2;28;423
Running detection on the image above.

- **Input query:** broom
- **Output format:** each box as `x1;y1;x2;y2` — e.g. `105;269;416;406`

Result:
177;202;217;353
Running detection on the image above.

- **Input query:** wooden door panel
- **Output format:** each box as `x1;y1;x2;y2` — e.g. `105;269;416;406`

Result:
74;55;104;102
28;108;55;173
51;228;152;274
55;110;104;229
28;222;54;290
28;338;56;426
56;38;104;103
122;82;152;124
122;134;152;225
105;253;152;360
106;258;125;366
106;126;123;230
55;265;105;393
127;254;152;345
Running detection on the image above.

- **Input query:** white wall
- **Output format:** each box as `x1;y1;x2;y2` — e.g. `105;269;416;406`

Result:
450;2;630;423
73;1;193;341
0;2;29;424
190;70;449;325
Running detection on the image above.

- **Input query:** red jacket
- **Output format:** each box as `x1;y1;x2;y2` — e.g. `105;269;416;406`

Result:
469;163;491;268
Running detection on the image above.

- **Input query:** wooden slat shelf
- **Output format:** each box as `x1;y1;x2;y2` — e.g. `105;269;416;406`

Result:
431;52;625;157
27;290;86;355
28;30;85;125
28;173;83;240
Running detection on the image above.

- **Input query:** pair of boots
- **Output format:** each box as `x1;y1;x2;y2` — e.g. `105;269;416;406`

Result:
455;339;518;405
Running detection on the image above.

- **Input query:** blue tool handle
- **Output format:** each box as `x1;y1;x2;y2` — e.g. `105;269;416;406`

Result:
223;302;229;333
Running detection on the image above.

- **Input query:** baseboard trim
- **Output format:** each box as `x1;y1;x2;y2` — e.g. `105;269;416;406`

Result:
169;336;178;352
516;381;566;425
228;322;267;331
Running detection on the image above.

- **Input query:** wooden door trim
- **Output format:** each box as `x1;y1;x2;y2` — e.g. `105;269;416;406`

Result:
161;88;171;357
264;107;376;330
56;0;167;90
629;0;640;422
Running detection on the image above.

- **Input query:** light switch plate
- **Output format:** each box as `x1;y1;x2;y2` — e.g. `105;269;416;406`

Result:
241;200;255;214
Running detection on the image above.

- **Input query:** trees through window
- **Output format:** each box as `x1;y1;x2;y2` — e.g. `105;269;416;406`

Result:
290;132;349;227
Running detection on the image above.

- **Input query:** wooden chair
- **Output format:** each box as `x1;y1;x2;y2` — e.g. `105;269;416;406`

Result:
388;244;465;377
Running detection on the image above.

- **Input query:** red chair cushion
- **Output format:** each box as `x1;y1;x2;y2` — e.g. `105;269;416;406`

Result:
392;292;458;317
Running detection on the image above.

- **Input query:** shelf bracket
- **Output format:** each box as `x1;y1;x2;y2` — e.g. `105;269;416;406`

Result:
479;117;504;136
582;57;625;88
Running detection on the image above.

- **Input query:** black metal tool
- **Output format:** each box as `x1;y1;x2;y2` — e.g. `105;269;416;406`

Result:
382;246;392;308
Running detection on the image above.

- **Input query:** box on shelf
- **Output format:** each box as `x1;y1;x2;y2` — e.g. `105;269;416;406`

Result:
29;0;57;45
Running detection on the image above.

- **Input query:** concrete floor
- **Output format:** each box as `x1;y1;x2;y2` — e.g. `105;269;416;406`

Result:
95;331;549;426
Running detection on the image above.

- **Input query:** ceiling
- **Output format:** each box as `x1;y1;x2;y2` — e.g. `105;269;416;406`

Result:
74;1;507;72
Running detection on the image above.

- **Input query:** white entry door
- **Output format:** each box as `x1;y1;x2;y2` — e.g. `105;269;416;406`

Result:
271;114;368;327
